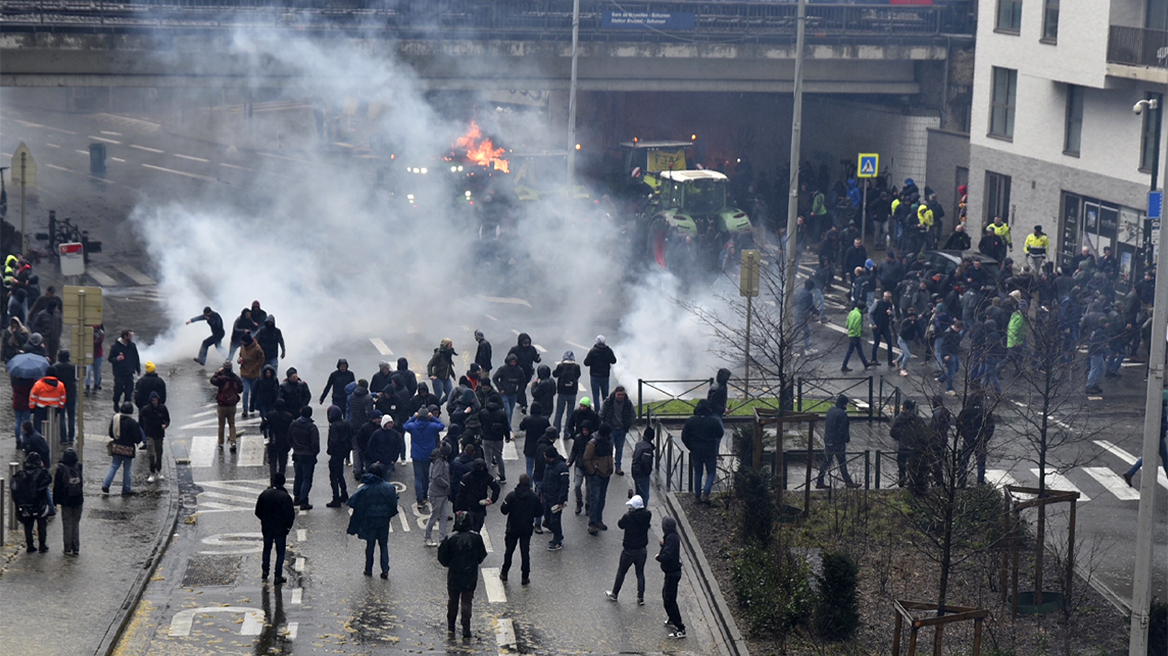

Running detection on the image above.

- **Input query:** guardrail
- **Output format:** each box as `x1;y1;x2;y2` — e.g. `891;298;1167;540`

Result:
0;1;964;40
1108;24;1168;69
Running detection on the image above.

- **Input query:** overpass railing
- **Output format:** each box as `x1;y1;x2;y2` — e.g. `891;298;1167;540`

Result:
1;1;968;40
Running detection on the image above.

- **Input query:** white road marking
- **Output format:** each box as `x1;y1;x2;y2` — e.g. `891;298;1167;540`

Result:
12;119;45;128
294;557;305;572
45;164;73;173
1083;467;1140;501
370;338;393;356
565;341;589;351
481;525;493;552
198;480;269;495
284;622;298;640
503;441;519;461
199;491;257;505
191;408;218;418
110;157;126;163
46;143;60;148
100;130;123;136
219;162;255;171
495;618;517;651
258;151;314;164
533;344;547;353
129;144;164;154
1094;440;1168;490
115;264;156;285
198;532;263;555
88;134;122;144
75;149;91;156
483;314;499;322
44;125;76;134
480;567;507;603
1030;470;1089;501
290;588;303;605
188;435;218;468
239;434;265;467
478;295;533;308
985;468;1019;491
174;153;210;163
398;510;412;532
142;163;218;182
169;607;264;637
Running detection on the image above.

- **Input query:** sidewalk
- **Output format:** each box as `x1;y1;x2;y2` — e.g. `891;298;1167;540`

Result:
0;405;178;656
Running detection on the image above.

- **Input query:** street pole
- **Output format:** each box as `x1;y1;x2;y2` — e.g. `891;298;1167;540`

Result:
781;0;807;410
19;152;27;255
744;295;753;398
76;290;88;463
861;181;868;249
1129;76;1168;656
566;0;581;192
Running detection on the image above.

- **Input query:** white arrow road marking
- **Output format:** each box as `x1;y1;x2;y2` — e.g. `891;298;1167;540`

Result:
198;532;263;555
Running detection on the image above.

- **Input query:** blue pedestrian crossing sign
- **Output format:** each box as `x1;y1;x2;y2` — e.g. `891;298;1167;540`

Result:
1150;190;1163;219
857;153;879;178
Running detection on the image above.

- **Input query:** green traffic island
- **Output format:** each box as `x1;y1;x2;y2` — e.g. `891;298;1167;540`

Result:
678;486;1129;655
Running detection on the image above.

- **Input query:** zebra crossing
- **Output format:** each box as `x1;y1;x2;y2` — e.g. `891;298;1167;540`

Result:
978;439;1165;503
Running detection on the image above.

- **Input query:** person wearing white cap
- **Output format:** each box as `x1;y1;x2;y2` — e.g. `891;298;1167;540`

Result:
604;493;652;605
584;335;617;406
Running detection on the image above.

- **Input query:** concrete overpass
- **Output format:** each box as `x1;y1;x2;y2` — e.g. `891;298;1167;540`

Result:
0;1;970;93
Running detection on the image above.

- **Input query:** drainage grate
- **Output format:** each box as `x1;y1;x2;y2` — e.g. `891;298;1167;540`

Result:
87;509;134;521
182;555;242;587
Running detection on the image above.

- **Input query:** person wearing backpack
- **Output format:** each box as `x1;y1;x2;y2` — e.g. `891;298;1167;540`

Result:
12;451;52;553
139;391;170;484
254;471;295;584
551;352;582;432
630;428;656;504
103;402;141;496
53;447;84;555
325;405;352;508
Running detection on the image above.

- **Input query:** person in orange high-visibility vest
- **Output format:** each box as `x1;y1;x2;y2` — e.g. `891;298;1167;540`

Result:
29;375;66;438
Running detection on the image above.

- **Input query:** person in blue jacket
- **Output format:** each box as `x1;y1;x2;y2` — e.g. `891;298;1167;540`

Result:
404;407;446;511
346;463;399;579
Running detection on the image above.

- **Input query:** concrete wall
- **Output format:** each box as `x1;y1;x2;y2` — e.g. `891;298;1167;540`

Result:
925;128;970;222
801;99;940;189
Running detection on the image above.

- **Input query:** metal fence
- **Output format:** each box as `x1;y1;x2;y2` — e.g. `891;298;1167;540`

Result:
1108;24;1168;68
638;374;901;423
0;1;964;39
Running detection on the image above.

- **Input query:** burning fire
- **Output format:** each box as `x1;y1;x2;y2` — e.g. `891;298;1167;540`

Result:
456;121;509;173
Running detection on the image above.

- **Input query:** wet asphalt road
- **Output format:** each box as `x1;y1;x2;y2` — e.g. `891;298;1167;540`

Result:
115;367;717;655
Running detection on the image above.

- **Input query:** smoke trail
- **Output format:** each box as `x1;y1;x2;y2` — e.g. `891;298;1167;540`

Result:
130;30;729;391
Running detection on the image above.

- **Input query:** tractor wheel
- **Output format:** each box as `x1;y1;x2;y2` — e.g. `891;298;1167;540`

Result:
647;216;671;269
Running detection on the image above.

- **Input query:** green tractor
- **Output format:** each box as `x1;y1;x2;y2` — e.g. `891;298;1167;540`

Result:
646;170;754;271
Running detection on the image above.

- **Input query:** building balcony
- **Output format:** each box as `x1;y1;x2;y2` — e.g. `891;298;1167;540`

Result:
1108;25;1168;80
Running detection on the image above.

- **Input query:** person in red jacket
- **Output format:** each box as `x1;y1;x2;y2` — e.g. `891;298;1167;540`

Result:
211;361;244;453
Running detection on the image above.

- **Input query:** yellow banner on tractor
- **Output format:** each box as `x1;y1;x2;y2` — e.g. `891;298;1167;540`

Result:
647;148;687;173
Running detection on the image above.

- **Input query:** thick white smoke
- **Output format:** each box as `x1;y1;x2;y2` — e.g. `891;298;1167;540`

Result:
131;31;729;392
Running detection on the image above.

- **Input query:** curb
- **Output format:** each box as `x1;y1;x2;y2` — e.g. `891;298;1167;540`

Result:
93;444;184;656
663;490;750;656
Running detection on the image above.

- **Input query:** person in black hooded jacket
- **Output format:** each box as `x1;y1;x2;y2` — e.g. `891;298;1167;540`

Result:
657;516;686;638
253;364;280;426
455;458;500;533
320;359;355;412
397;358;418;397
530;365;555;423
681;399;724;504
325;404;352;507
519;402;550;479
706;368;732;418
266;398;294;479
583;335;617;406
255;315;285;370
605;493;652;604
552;352;582;431
493;354;526;423
474;331;493;375
479;400;511;483
499;473;541;584
506;332;541;413
53;447;84;555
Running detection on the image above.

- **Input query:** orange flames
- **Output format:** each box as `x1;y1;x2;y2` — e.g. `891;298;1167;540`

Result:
456;121;509;173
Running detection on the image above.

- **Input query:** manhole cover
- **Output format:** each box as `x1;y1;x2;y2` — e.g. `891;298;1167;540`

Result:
182;555;242;587
88;509;134;521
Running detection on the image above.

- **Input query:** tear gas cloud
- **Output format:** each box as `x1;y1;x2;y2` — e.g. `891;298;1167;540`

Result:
131;29;729;393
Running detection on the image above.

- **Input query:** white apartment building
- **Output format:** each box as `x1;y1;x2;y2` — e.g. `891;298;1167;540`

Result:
967;0;1168;279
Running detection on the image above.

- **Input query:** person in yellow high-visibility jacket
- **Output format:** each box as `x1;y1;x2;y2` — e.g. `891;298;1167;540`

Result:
916;203;935;248
990;216;1012;252
1023;225;1049;272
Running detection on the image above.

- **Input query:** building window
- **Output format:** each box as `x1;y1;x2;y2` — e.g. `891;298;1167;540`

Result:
985;171;1012;225
996;0;1023;32
1042;0;1059;42
1064;85;1082;156
1141;92;1163;172
990;68;1017;139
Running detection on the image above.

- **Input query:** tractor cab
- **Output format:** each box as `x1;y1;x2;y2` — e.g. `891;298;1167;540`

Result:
619;140;694;194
